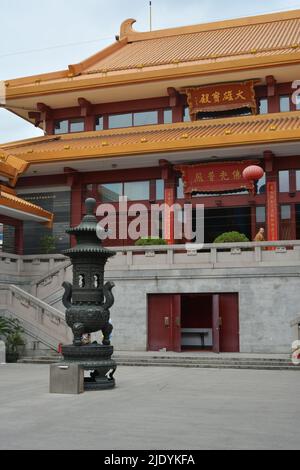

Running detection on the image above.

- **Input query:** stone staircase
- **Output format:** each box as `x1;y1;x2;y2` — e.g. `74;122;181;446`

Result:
18;353;298;371
0;284;72;355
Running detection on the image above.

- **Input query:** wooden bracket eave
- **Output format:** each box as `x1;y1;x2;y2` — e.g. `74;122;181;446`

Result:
78;98;93;117
28;111;42;127
264;150;275;173
167;87;181;107
266;75;277;97
37;102;52;120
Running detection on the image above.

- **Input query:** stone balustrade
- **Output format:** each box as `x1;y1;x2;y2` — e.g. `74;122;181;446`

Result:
107;241;300;269
0;284;72;352
1;241;300;281
0;253;67;278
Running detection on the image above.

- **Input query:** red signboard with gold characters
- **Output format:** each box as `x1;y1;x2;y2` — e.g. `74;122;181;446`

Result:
175;161;258;195
183;80;257;119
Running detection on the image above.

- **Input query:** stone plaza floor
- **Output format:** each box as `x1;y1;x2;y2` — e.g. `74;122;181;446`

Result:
0;364;299;450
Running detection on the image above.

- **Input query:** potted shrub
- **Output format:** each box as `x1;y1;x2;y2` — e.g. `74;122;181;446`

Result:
214;232;250;254
135;237;167;246
5;319;26;363
0;316;13;338
214;231;250;243
40;235;57;254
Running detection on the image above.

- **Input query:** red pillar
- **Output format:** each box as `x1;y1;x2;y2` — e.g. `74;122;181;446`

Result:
264;151;279;241
164;183;175;245
266;179;279;241
161;161;175;245
266;76;279;113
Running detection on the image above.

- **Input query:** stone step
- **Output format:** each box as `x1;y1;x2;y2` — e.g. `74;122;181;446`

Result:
114;355;291;365
119;362;298;371
18;356;298;371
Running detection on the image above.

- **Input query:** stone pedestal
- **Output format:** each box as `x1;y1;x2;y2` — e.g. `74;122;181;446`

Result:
50;364;84;394
61;344;117;391
0;341;5;364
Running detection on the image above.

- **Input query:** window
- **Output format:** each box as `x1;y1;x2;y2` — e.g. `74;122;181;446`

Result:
95;116;104;131
85;184;94;197
98;183;123;203
257;174;266;194
54;120;68;135
164;109;172;124
108;111;159;129
183;107;191;122
177;178;185;199
259;98;268;115
133;111;158;127
281;205;291;220
256;207;266;224
279;96;290;113
109;114;133;129
156;180;165;200
97;181;150;202
70;119;84;133
296;171;300;191
124;181;150;201
54;119;84;134
279;171;290;193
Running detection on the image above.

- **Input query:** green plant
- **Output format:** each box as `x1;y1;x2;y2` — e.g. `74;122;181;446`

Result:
5;319;25;362
135;237;168;246
0;317;25;363
0;316;14;339
40;235;57;254
214;231;250;243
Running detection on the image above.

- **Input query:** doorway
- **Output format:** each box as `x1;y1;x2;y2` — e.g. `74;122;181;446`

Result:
203;207;251;243
181;294;213;351
148;293;240;353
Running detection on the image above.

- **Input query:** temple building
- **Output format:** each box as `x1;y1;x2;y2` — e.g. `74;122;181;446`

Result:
1;9;300;355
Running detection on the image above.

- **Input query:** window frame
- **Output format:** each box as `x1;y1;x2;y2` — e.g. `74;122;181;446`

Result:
54;118;85;135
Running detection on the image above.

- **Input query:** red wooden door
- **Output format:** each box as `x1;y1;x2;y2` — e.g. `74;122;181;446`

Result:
148;295;181;352
172;295;182;353
212;295;220;353
219;294;240;353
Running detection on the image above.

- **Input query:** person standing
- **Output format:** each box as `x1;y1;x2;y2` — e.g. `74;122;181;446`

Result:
254;227;265;242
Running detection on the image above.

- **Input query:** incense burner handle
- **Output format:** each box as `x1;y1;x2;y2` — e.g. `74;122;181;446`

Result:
62;281;73;309
103;281;115;310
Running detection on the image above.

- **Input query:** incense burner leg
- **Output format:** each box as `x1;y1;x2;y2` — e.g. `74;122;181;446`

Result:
72;322;85;346
102;321;113;346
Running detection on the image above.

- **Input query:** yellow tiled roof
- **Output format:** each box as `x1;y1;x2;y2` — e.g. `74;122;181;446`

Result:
0;151;29;186
5;9;300;95
1;112;300;163
85;15;300;74
0;188;53;227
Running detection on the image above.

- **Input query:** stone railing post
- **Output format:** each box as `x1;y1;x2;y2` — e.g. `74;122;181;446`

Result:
167;248;174;265
255;246;262;262
126;250;133;267
210;247;217;264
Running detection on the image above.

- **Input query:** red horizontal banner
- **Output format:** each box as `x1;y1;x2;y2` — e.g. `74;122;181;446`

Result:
183;80;257;117
175;161;256;195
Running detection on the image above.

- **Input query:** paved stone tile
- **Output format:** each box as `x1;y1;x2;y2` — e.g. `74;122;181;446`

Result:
0;364;299;450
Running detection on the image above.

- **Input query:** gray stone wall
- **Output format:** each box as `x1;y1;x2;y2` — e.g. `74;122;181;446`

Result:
103;265;300;353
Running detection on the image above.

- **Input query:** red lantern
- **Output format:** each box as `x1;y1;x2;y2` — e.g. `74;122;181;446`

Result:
243;165;264;182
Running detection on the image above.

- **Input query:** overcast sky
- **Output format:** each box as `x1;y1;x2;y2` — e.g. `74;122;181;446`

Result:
1;0;300;143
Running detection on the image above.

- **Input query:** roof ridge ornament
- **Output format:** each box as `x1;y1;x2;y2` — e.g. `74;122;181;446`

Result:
120;18;137;40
